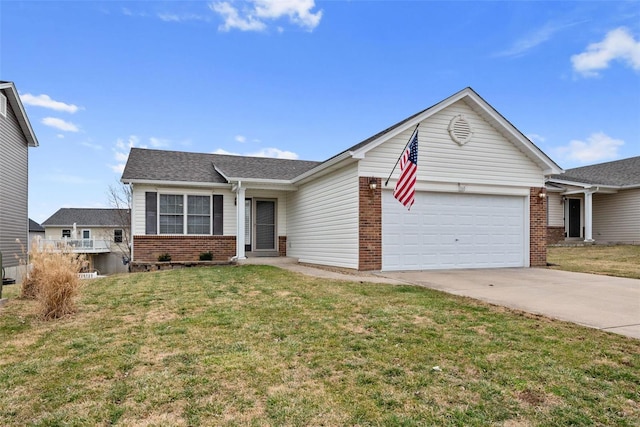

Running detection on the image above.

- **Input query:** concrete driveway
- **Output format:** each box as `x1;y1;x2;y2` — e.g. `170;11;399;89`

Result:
376;268;640;340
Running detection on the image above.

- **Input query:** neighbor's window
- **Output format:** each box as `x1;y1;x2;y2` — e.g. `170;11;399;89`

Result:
187;195;211;234
159;194;184;234
114;229;123;243
62;229;71;238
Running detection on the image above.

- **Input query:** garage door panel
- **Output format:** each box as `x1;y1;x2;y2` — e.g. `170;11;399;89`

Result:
382;192;525;271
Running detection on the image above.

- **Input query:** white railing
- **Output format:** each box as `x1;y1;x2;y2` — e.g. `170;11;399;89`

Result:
78;271;99;279
39;238;112;253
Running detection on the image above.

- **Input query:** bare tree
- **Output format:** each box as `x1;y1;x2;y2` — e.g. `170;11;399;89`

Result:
106;181;132;263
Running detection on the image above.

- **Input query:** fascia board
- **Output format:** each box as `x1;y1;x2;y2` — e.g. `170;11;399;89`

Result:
0;82;39;147
121;178;231;188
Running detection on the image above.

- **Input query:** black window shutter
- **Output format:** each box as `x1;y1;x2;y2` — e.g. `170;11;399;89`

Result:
145;192;157;234
213;195;223;235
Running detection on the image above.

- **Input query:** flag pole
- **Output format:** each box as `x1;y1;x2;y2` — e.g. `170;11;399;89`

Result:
384;123;420;187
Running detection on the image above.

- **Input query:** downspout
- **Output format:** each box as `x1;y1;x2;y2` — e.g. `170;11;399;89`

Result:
234;181;246;260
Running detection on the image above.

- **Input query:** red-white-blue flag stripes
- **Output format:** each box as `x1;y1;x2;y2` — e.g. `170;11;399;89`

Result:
393;130;418;209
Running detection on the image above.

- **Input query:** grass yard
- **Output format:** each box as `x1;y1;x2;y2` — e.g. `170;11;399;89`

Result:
1;266;639;426
548;245;640;279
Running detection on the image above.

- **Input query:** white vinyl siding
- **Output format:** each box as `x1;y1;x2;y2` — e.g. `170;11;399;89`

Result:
359;100;543;188
547;193;564;227
287;164;359;269
593;190;640;244
0;94;29;268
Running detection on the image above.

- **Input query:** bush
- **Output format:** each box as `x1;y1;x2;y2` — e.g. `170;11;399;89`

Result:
24;241;85;319
158;253;172;262
199;251;213;261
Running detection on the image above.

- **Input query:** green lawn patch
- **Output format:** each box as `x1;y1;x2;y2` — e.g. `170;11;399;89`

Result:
548;245;640;279
1;266;639;425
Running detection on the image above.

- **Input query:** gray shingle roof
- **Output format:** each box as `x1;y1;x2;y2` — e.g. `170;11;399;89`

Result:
42;208;130;227
29;218;45;232
121;148;321;183
551;156;640;187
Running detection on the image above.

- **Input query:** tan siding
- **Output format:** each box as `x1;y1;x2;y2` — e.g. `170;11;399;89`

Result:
0;95;29;267
547;193;564;227
287;164;359;269
360;100;544;188
593;189;640;243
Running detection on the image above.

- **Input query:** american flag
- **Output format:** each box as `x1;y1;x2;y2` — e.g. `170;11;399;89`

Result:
393;130;418;209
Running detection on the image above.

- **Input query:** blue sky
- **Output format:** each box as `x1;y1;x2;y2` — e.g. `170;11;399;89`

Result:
1;0;639;223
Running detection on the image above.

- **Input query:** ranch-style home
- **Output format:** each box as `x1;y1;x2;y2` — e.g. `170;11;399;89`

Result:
546;156;640;244
121;87;562;271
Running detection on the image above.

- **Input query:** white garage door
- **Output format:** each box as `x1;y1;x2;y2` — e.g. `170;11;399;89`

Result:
382;192;526;271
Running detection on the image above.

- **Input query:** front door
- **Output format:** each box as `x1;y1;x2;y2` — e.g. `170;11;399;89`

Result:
568;199;581;238
255;200;276;251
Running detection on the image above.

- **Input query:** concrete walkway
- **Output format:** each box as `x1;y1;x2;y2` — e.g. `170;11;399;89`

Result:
241;258;640;340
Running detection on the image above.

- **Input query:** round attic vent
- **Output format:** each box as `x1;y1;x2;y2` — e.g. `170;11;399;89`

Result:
448;114;473;146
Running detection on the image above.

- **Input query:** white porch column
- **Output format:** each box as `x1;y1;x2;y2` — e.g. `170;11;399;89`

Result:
584;191;594;242
235;182;246;259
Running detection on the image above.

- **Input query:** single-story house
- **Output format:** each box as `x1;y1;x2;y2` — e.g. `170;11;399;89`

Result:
122;87;562;271
546;156;640;244
41;208;131;275
0;81;38;282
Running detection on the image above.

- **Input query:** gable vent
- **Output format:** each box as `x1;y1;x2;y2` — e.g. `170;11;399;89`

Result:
448;114;473;146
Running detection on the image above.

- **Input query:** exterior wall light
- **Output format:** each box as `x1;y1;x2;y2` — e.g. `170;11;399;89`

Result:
369;178;377;191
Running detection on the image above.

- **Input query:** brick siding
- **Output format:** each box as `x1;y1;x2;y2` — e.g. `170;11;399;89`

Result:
359;177;382;270
278;236;287;257
133;235;236;262
530;188;548;266
547;226;565;245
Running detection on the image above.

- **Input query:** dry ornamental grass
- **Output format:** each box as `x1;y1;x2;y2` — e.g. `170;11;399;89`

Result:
21;241;85;319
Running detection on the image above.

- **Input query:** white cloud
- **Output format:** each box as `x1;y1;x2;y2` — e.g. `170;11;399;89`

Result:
157;12;210;22
111;135;144;173
42;117;79;132
554;132;624;163
249;147;298;159
149;137;170;148
81;141;103;150
210;2;266;31
210;0;322;32
495;20;583;58
20;93;79;113
235;135;247;143
212;147;299;159
571;27;640;77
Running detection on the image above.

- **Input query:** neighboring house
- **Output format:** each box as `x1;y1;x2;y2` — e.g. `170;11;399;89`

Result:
28;218;45;251
41;208;131;275
0;81;39;282
546;156;640;244
122;87;562;271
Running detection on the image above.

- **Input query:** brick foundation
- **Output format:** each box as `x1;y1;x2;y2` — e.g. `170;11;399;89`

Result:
547;226;565;245
278;236;287;257
133;235;236;263
530;188;547;266
359;177;382;270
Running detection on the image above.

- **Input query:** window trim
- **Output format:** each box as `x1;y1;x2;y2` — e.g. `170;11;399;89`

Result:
157;192;215;235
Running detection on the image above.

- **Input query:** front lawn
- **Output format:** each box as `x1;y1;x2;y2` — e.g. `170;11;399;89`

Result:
1;266;639;426
548;245;640;279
